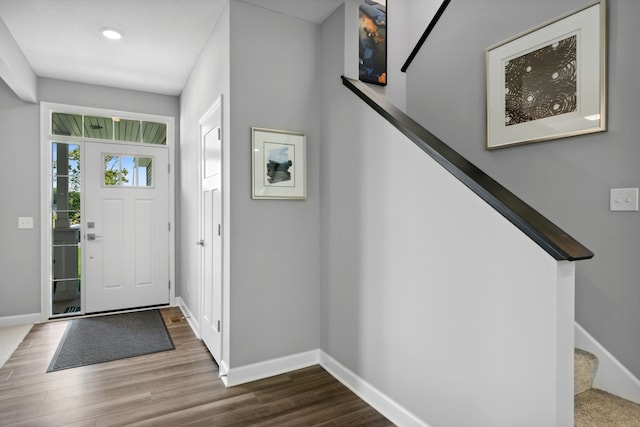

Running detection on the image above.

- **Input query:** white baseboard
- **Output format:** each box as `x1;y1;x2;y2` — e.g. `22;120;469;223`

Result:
224;350;320;387
0;313;41;327
319;351;430;427
175;297;200;339
221;348;428;425
576;322;640;403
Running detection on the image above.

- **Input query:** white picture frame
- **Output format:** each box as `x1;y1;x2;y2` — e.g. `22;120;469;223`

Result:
486;0;606;149
251;127;306;200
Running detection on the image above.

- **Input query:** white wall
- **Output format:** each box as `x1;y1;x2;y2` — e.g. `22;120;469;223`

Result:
406;0;640;380
320;5;574;425
178;2;231;350
0;18;36;103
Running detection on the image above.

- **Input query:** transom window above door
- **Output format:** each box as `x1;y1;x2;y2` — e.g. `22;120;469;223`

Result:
51;112;167;145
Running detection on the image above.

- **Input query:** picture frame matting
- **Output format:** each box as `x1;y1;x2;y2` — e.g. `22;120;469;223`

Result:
251;127;306;200
485;0;607;149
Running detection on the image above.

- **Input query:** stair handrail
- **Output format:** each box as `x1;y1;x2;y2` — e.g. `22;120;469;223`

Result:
401;0;451;73
342;76;593;261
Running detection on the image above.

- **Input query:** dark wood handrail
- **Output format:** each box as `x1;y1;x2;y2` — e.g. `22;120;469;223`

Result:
342;76;593;261
401;0;451;73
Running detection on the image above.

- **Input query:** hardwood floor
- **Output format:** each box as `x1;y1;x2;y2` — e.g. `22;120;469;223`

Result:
0;307;393;426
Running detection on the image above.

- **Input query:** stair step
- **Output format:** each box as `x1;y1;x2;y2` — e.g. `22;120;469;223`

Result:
575;388;640;426
575;348;598;396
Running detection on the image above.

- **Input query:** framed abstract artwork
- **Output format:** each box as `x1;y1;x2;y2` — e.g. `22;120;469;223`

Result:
359;0;387;86
486;0;606;149
251;128;306;200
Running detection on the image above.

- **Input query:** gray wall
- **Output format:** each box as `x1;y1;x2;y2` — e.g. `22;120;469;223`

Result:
179;0;321;368
0;79;40;317
406;0;640;378
227;0;321;366
0;77;178;318
39;78;180;118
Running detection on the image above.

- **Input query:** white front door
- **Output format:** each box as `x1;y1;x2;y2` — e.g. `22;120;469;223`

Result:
199;99;223;364
84;142;170;313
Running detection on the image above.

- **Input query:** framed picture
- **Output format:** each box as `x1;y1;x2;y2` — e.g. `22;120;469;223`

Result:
486;0;606;149
359;0;387;86
252;128;306;200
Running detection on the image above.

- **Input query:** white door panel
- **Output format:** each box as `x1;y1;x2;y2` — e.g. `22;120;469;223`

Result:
200;98;223;364
84;142;169;313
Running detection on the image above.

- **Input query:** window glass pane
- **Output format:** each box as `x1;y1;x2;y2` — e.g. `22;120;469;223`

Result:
85;116;114;140
114;118;141;143
51;212;81;237
51;143;81;221
104;155;120;186
52;279;81;315
137;157;153;187
52;143;81;177
142;121;167;145
52;245;81;280
52;113;83;137
104;154;152;187
53;111;168;146
121;156;135;186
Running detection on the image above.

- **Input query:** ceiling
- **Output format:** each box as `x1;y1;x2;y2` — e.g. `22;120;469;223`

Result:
0;0;343;96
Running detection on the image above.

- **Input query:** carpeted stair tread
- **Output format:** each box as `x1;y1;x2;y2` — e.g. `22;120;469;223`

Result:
575;388;640;427
575;348;599;396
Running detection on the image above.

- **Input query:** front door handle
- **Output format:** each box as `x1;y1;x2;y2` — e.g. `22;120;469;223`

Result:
87;233;102;241
196;239;205;246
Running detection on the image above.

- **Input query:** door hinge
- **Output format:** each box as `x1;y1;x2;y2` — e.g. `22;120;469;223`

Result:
168;280;171;289
217;320;221;333
168;222;171;231
218;224;221;236
218;127;221;140
168;164;171;173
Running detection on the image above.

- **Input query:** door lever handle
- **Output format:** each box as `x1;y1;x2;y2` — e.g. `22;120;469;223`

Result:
196;240;205;246
87;233;102;241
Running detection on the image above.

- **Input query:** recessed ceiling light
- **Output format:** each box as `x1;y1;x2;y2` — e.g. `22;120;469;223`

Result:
102;28;123;40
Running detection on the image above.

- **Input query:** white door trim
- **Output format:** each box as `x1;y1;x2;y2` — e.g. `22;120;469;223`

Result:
39;102;176;320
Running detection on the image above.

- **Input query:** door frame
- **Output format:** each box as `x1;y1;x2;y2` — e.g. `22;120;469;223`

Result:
39;102;176;320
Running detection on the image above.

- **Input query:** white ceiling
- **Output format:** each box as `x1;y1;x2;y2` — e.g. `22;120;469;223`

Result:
0;0;343;96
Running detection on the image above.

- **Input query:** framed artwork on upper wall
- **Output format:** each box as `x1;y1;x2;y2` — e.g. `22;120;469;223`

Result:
359;0;387;86
485;0;607;150
251;127;306;200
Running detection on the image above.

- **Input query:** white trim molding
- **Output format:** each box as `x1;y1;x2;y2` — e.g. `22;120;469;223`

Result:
175;297;200;339
0;313;41;327
319;351;431;427
576;322;640;403
224;350;320;388
220;349;429;426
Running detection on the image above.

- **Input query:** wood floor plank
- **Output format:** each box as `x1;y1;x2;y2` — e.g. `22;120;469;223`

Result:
0;307;393;426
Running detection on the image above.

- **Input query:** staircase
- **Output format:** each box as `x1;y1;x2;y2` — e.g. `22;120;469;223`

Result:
575;348;640;426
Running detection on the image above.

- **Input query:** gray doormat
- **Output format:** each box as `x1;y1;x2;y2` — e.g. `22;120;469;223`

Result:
47;309;174;372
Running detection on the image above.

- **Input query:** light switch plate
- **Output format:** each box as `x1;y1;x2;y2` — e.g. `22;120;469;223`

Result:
610;188;639;212
18;216;34;229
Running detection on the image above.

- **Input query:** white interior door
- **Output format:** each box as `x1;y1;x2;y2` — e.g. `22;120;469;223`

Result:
84;142;170;313
200;99;223;364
